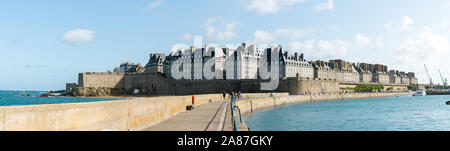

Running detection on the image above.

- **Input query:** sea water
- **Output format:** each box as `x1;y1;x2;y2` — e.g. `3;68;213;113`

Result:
0;90;120;106
243;95;450;131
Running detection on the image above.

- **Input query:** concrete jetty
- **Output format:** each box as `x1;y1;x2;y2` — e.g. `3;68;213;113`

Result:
144;99;248;131
144;100;231;131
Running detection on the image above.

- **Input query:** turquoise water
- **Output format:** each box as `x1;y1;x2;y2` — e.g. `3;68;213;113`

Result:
0;90;120;106
243;95;450;131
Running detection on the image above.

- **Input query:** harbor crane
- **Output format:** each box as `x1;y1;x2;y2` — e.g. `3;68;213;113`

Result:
439;70;447;86
424;64;433;85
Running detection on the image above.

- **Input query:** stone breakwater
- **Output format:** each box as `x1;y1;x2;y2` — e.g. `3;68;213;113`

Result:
235;92;410;115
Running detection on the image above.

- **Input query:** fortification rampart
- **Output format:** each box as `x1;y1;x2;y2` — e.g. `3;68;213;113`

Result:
78;72;126;88
77;72;344;96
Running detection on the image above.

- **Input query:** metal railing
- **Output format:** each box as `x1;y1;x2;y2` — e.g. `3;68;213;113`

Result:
230;97;243;131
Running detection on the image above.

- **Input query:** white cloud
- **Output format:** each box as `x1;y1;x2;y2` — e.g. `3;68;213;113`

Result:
181;33;192;41
400;16;414;30
313;0;334;12
355;34;370;47
395;27;450;84
445;1;450;8
253;27;313;43
442;19;448;29
328;25;340;31
385;16;415;32
254;30;276;43
289;33;381;60
290;39;350;59
62;29;95;44
275;28;311;39
204;18;240;42
148;0;163;9
247;0;306;15
397;27;449;62
217;22;239;41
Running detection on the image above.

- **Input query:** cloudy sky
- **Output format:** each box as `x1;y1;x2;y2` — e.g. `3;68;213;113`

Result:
1;0;450;90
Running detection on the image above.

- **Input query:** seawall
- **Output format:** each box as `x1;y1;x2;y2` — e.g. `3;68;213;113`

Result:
0;94;223;131
235;92;410;115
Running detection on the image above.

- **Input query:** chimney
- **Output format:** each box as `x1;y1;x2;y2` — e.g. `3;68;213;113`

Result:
294;52;298;60
300;53;304;61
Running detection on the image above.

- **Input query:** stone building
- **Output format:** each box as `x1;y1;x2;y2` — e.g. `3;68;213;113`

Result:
163;47;191;79
388;71;418;85
203;46;227;80
234;43;263;80
312;61;337;80
66;83;77;92
279;50;314;79
137;43;418;86
372;64;389;84
408;72;418;84
113;62;144;73
354;63;373;83
145;53;166;74
395;71;410;85
328;60;360;83
162;46;228;80
389;70;402;84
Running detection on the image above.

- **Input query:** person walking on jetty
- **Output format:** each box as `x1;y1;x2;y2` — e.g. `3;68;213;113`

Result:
222;91;226;100
229;91;234;101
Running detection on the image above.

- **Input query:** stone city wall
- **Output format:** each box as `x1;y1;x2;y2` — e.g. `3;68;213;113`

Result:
78;72;126;88
77;73;343;96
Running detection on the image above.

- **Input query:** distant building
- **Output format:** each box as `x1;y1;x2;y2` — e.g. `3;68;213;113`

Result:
203;46;227;80
372;64;389;84
145;53;166;74
397;71;409;85
389;70;402;84
127;43;417;86
354;63;373;83
328;59;359;83
66;83;77;92
312;61;337;80
163;45;228;80
279;51;314;79
408;72;418;84
114;62;144;73
233;43;263;80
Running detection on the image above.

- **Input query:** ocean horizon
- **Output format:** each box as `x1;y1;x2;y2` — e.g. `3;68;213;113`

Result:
0;90;120;106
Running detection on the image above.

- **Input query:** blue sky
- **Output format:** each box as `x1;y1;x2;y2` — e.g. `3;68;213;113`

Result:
1;0;450;90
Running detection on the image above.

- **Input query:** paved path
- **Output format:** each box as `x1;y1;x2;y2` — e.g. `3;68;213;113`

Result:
144;100;233;131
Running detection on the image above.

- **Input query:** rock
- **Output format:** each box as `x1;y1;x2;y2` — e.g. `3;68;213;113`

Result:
40;93;55;97
186;105;195;111
446;101;450;105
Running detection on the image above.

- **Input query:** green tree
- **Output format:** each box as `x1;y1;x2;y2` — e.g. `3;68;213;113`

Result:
408;84;419;91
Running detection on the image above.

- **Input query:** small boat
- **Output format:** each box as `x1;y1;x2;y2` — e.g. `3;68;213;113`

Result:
413;89;426;96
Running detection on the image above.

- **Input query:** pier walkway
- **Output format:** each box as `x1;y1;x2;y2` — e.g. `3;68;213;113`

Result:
143;99;247;131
